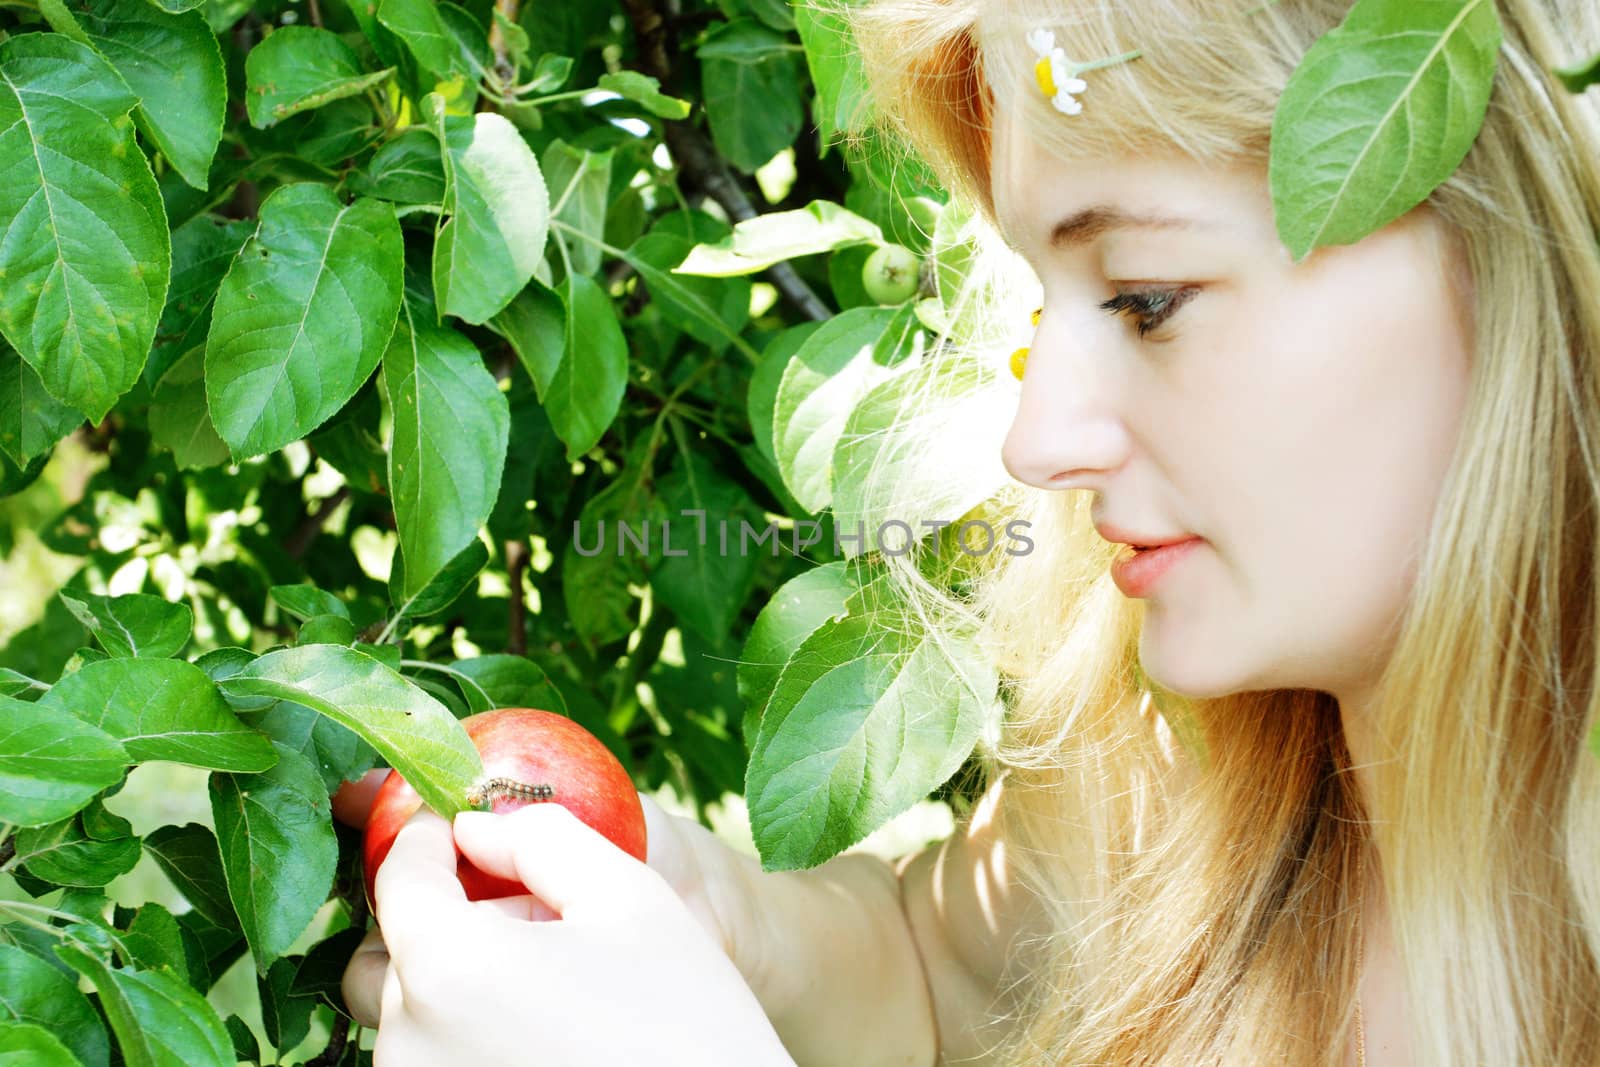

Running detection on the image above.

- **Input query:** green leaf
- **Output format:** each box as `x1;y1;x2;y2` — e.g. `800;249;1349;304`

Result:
0;33;170;421
1555;49;1600;93
247;697;378;792
427;94;550;324
488;279;564;396
205;183;403;459
214;644;484;818
595;70;690;119
773;306;901;513
0;1021;79;1066
141;824;237;930
118;902;191;983
347;128;446;205
794;0;873;143
651;449;763;644
737;560;868;744
148;347;228;469
0;339;83;466
269;585;349;622
389;538;491;620
57;591;194;658
545;273;627;461
244;26;394;129
626;227;751;353
674;200;881;277
542;140;612;277
832;355;1011;557
745;611;996;870
697;19;803;173
1269;0;1502;261
14;813;141;886
39;657;279;772
64;0;227;190
54;941;234;1067
0;944;112;1067
210;742;337;976
446;654;567;716
749;322;821;467
0;694;128;828
377;0;473;81
257;954;313;1052
382;302;508;600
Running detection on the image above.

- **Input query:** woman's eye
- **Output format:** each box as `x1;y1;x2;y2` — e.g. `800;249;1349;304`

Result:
1098;286;1198;339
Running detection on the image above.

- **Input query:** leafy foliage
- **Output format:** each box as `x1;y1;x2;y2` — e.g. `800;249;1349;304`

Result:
0;0;1578;1060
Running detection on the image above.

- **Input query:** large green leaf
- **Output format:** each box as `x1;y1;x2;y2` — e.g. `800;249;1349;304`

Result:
0;339;83;466
1269;0;1501;260
214;644;484;818
832;355;1011;557
39;657;278;772
54;942;234;1067
0;945;111;1067
794;0;873;144
773;305;900;513
650;449;763;644
674;199;881;277
736;560;867;744
243;26;393;129
0;1023;79;1066
376;0;475;81
0;34;170;421
542;139;612;278
210;742;337;976
745;610;996;870
57;591;194;658
14;812;141;886
63;0;227;190
0;695;128;828
383;301;508;600
205;183;403;458
696;18;804;173
141;824;236;931
543;273;627;461
427;93;550;324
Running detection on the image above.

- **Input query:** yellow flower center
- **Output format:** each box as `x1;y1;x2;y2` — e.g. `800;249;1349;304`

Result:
1034;57;1057;99
1010;346;1030;381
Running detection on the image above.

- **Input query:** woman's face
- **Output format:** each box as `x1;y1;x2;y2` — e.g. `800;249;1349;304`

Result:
992;115;1475;701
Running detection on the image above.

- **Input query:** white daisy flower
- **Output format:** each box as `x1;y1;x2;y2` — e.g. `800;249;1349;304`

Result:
1027;26;1091;116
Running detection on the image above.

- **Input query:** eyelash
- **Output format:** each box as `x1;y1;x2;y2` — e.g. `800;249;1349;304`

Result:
1099;286;1198;338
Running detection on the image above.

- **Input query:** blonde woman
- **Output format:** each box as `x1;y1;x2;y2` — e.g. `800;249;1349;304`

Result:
338;0;1600;1063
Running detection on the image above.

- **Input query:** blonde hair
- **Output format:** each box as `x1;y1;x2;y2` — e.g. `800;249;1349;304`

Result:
831;0;1600;1063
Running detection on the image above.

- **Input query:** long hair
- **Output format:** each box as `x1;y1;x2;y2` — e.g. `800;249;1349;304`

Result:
832;0;1600;1062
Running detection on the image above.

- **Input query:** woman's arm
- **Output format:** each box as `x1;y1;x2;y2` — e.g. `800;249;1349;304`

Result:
701;775;1048;1067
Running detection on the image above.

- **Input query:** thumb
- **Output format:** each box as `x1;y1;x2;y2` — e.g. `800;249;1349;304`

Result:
452;803;655;922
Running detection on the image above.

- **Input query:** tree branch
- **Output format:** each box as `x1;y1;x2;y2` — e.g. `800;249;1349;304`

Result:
286;486;351;561
505;540;528;656
619;0;833;323
487;0;521;88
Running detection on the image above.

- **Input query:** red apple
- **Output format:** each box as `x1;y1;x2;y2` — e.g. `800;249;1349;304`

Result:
361;707;648;909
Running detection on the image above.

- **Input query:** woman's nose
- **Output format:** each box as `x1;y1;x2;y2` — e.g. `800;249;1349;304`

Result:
1000;349;1130;490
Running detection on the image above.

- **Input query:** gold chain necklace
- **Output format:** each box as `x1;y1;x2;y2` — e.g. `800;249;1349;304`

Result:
1355;847;1367;1067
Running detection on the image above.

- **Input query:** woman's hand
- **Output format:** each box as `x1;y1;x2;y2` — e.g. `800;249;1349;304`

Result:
334;772;777;1030
362;802;796;1066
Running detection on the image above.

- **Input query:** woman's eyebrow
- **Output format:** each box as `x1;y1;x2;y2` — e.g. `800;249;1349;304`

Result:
1048;206;1216;248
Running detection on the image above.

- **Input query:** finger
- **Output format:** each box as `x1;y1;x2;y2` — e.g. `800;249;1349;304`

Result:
373;807;470;963
469;892;561;922
341;925;389;1028
452;804;653;922
331;768;391;830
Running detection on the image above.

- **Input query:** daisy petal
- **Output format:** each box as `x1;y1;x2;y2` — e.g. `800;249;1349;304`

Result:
1026;27;1056;56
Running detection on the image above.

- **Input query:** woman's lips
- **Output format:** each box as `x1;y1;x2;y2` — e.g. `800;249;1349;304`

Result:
1111;537;1203;597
